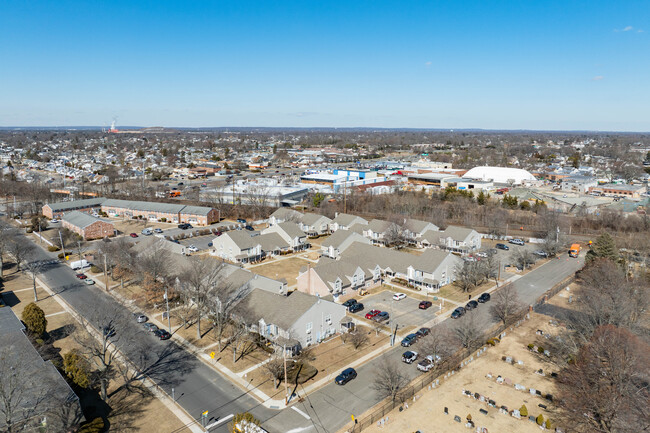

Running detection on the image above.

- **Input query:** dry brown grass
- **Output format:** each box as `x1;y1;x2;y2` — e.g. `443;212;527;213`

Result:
248;257;308;286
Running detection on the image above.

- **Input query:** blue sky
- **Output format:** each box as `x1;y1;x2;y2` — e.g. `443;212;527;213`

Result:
0;1;648;130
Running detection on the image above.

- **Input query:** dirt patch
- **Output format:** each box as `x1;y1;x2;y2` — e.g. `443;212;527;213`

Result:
247;257;309;287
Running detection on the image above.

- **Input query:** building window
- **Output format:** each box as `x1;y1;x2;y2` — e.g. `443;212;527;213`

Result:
324;314;331;324
306;334;313;345
306;322;312;333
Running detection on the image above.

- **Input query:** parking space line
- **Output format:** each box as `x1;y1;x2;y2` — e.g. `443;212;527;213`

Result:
45;311;68;318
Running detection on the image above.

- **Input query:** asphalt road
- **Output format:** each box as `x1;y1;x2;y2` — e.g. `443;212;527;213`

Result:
8;220;584;433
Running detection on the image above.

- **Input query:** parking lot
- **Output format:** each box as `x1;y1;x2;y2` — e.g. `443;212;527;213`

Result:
349;289;440;329
177;234;215;252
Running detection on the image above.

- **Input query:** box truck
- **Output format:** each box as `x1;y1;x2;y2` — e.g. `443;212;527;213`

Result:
70;259;90;270
569;243;581;258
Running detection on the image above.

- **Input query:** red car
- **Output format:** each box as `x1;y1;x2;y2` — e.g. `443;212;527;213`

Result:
129;233;138;238
365;309;381;320
419;301;432;310
75;273;87;280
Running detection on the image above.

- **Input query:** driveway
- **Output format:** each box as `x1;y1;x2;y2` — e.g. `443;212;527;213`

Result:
351;291;440;329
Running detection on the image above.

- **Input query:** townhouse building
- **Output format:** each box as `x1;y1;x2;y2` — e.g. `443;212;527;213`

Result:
261;222;309;251
62;211;116;240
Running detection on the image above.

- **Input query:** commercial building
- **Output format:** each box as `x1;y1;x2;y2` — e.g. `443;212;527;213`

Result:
462;166;537;186
42;197;104;219
589;183;646;199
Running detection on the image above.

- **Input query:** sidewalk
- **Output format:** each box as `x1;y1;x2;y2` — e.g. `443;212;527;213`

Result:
34;275;205;433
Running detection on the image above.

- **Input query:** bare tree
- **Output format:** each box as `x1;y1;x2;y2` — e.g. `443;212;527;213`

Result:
512;248;536;270
347;330;369;350
22;257;46;302
384;220;407;248
372;359;410;403
557;325;650;433
6;233;35;272
263;357;285;389
452;311;484;350
417;329;454;365
0;227;10;279
490;284;525;326
454;260;485;292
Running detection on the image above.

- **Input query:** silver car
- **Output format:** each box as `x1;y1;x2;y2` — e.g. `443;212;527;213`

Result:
136;314;148;323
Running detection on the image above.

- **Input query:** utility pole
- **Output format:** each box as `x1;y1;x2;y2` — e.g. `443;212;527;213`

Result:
104;254;109;291
58;230;65;252
165;286;171;332
283;344;289;405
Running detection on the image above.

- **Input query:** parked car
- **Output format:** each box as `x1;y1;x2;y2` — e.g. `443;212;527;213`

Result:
187;245;199;252
143;323;159;333
476;252;488;258
154;329;171;340
85;279;95;285
129;233;138;238
465;300;478;310
509;238;525;246
136;314;148;323
154;228;163;234
451;307;466;319
419;300;432;310
401;333;418;347
236;218;247;224
141;228;153;236
402;351;419;364
177;223;192;230
373;311;390;322
417;355;442;372
214;231;223;237
495;243;509;250
50;219;59;223
245;225;254;231
348;303;364;313
416;327;430;338
342;299;357;308
207;242;213;247
534;250;549;258
335;368;357;385
365;309;380;320
478;293;491;303
102;325;116;338
487;248;498;256
75;273;87;280
393;293;406;301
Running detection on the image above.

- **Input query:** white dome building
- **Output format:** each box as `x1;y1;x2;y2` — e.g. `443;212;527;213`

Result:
463;166;536;185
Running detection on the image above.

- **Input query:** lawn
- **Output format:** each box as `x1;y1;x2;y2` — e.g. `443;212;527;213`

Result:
247;256;309;287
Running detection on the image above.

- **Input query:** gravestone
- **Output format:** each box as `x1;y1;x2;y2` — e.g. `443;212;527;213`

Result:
486;373;492;379
544;350;551;357
504;378;513;386
454;415;461;422
538;404;547;409
479;409;488;415
479;395;486;403
517;360;524;365
528;416;536;422
488;399;496;407
530;388;537;395
496;376;504;384
511;409;521;419
515;383;526;391
444;407;448;414
536;390;542;396
505;356;513;363
474;392;480;399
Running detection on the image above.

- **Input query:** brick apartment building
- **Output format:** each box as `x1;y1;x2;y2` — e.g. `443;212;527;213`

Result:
62;211;116;240
43;198;219;226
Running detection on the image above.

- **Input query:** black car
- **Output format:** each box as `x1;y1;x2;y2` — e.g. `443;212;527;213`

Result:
244;225;254;231
465;300;479;310
236;218;247;224
451;307;466;319
335;368;357;385
402;351;419;364
342;299;357;308
478;293;491;303
416;327;430;338
496;243;509;250
348;302;364;313
401;333;418;347
154;329;171;340
177;223;192;230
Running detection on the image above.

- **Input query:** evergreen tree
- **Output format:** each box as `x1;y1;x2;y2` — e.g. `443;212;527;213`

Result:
594;232;618;261
21;302;47;336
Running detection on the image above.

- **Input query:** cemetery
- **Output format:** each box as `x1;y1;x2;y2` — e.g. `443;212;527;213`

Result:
362;308;564;433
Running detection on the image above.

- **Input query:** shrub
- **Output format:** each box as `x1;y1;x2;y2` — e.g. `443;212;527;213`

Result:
160;217;167;222
78;418;104;433
519;404;528;417
35;338;44;345
527;343;535;350
486;339;496;346
90;265;102;274
22;303;47;336
537;346;545;354
536;414;544;426
47;245;60;252
63;350;91;388
25;228;33;233
545;419;552;429
57;251;72;259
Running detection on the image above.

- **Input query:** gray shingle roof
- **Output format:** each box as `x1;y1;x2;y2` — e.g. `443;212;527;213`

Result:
441;225;477;242
257;232;290;251
331;213;367;227
45;197;105;212
321;230;367;249
102;199;186;214
404;218;438;234
277;222;307;239
235;289;318;329
226;230;262;250
62;211;112;229
301;212;331;226
366;219;393;234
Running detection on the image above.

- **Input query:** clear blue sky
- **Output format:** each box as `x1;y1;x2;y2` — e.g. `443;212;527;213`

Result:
1;1;648;130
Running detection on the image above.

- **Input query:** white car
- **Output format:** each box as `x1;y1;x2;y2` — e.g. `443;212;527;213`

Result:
187;245;199;253
50;219;59;223
393;293;406;301
476;252;488;258
85;279;95;285
417;354;442;372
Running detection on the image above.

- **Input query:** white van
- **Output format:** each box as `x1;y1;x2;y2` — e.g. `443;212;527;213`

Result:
141;228;153;236
70;259;90;270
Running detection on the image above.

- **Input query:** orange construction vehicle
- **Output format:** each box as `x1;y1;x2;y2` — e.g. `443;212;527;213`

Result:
168;191;181;198
569;243;581;258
